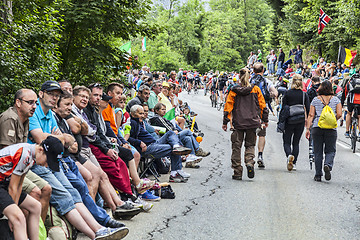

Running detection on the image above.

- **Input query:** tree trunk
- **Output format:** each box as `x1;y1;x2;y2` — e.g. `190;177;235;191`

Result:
1;0;13;24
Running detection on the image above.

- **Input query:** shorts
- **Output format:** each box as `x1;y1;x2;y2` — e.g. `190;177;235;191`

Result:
219;83;226;91
80;147;100;167
257;127;266;137
347;101;360;114
118;146;134;165
22;170;49;194
0;182;27;213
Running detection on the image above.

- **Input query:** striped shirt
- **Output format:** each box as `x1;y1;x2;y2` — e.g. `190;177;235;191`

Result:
311;96;340;129
0;143;35;182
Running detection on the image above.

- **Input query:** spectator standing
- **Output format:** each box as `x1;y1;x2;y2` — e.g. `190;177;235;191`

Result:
278;48;285;70
291;45;303;64
306;81;342;182
222;68;269;180
281;74;310;171
350;63;357;77
257;49;262;62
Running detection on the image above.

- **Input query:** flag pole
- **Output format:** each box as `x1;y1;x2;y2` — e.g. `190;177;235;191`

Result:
337;43;341;63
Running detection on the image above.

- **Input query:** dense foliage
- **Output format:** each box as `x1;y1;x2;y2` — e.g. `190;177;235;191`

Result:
0;0;157;111
1;0;360;111
134;0;360;71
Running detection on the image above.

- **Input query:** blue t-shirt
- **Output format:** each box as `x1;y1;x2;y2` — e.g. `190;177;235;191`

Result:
28;99;59;144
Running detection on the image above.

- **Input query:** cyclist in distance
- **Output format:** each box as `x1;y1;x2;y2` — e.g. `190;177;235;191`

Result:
341;74;360;138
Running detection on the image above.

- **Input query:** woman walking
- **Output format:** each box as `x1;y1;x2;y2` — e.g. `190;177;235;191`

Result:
305;81;342;182
282;74;310;171
222;68;269;180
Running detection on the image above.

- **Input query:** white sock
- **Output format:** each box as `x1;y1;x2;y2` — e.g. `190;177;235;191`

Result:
171;171;177;176
96;227;106;233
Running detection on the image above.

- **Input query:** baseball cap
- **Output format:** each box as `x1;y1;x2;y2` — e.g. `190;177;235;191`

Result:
41;136;64;172
41;81;63;93
101;93;113;102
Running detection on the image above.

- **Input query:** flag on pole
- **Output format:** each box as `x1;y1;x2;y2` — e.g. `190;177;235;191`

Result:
119;41;131;55
338;46;357;66
318;9;331;34
142;37;147;52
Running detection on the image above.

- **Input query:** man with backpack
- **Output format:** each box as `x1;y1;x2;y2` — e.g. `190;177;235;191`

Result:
251;63;278;168
341;74;360;137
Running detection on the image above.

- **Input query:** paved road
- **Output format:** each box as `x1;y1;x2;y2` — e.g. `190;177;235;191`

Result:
81;90;360;240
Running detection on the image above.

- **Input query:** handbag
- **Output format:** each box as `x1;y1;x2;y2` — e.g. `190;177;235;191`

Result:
289;92;305;117
287;92;306;124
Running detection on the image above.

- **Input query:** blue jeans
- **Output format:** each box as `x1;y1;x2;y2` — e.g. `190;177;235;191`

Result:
144;131;182;171
277;61;283;69
31;164;80;215
178;130;199;154
269;63;275;74
61;156;110;226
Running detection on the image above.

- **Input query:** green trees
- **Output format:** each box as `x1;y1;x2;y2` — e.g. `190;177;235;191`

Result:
0;0;156;111
135;0;276;72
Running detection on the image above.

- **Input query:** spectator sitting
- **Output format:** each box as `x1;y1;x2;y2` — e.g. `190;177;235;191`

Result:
126;85;150;113
99;87;155;195
29;81;128;239
59;82;134;215
150;103;210;167
52;90;128;228
285;64;293;74
129;105;192;183
0;89;52;223
0;136;62;239
350;63;357;77
146;81;162;118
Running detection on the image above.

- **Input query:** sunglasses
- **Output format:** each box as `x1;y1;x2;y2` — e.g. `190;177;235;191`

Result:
89;83;102;88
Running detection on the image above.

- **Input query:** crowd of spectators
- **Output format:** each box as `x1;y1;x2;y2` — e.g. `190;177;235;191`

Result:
0;66;210;239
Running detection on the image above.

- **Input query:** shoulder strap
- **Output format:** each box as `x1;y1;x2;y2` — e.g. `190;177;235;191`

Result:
319;95;333;106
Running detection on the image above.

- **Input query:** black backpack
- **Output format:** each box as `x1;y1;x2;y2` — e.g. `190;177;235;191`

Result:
349;74;360;93
251;75;271;102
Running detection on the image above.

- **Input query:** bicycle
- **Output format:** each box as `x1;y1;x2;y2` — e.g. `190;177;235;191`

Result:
210;89;217;108
350;107;359;153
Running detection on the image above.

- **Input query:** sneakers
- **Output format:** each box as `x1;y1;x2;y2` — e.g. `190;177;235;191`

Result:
246;165;255;179
232;175;242;180
177;169;191;178
257;155;265;168
140;190;161;201
95;227;129;240
173;146;192;155
133;197;154;212
287;155;294;171
136;178;155;194
195;148;210;157
324;165;331;181
292;164;296;171
314;175;322;182
105;219;125;229
169;173;188;183
185;162;200;168
186;154;203;164
113;202;141;220
345;132;350;138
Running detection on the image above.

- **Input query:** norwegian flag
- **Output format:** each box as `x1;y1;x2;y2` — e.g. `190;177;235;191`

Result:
318;9;331;34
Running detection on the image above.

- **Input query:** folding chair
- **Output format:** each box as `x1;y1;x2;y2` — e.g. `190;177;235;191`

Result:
139;156;160;182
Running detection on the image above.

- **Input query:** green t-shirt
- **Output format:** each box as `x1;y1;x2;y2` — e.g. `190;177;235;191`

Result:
257;52;262;61
146;91;158;110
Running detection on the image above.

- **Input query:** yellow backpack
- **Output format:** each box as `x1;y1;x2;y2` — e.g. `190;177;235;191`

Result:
318;96;337;129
